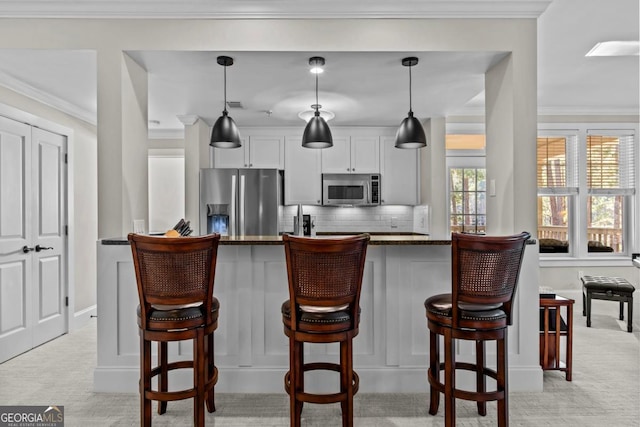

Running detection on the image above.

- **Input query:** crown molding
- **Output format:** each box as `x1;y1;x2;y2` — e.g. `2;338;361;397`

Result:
0;1;552;19
148;128;185;140
0;70;96;126
537;106;640;116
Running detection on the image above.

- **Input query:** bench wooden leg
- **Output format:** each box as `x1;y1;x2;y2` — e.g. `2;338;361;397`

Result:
586;291;592;327
628;297;633;333
619;301;624;320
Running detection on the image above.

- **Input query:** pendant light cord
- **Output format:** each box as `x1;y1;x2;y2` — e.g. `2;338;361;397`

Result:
223;64;228;114
408;63;413;114
315;71;319;112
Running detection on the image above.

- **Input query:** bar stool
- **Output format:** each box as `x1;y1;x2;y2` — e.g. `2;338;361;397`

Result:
281;233;370;427
425;232;530;427
129;233;221;427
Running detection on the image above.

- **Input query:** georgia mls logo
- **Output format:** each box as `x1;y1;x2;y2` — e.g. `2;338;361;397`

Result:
0;405;64;426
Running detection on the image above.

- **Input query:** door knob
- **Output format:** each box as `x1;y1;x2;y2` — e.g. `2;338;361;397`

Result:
35;245;53;252
22;245;35;253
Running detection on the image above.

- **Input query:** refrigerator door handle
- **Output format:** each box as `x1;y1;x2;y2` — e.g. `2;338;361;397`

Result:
230;174;237;237
239;174;246;236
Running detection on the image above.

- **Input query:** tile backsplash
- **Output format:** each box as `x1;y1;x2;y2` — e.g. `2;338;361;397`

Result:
280;205;429;234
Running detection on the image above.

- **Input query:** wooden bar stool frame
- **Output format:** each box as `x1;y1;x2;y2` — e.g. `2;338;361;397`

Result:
129;233;221;427
426;232;530;427
282;234;370;427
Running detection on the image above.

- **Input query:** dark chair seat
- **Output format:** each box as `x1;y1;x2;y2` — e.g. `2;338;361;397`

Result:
137;298;220;331
425;294;506;330
281;300;352;334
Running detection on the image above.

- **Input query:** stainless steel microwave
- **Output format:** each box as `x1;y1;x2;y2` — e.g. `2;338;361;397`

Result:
322;173;380;206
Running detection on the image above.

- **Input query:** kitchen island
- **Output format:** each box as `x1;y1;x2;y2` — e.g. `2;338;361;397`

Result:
95;235;542;393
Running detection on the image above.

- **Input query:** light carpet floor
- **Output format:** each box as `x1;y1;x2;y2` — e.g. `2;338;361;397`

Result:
1;290;638;426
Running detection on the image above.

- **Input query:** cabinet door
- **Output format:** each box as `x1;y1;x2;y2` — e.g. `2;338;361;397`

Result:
284;136;322;205
320;136;350;173
213;139;247;168
248;136;284;169
380;137;419;205
351;136;380;173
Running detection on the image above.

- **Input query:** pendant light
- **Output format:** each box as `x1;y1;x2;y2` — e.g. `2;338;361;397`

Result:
302;56;333;149
395;57;427;149
210;55;241;148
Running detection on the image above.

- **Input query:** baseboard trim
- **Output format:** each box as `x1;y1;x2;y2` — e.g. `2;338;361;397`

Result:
73;304;97;331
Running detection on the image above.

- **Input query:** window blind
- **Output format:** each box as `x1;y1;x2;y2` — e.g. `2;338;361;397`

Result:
537;134;579;195
587;131;635;195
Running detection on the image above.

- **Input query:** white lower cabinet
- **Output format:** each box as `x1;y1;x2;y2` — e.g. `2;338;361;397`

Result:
380;136;420;205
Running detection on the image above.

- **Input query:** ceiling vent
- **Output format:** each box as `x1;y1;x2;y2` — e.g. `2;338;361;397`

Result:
226;101;244;109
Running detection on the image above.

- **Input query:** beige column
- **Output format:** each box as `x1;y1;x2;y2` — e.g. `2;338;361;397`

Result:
181;116;211;234
97;49;149;238
121;53;149;236
485;43;537;236
423;117;447;238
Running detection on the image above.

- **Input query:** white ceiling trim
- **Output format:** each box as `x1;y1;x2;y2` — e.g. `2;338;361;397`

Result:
538;106;640;116
0;0;552;19
148;128;185;140
0;70;96;126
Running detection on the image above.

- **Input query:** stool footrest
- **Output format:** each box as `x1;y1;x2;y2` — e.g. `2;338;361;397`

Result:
284;362;359;404
428;361;503;403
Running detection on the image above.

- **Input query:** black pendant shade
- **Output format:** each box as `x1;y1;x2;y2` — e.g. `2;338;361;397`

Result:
302;57;333;149
395;57;427;149
395;111;427;149
210;56;242;149
302;111;333;149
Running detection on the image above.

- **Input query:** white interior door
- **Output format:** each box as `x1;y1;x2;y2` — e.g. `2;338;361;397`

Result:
31;127;67;346
0;117;67;362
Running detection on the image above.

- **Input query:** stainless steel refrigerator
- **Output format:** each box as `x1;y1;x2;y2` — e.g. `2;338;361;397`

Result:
200;168;282;236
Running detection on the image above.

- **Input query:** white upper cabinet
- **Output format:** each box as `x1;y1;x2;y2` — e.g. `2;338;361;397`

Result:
212;138;246;168
321;136;379;174
320;136;350;173
213;136;284;169
380;136;420;205
284;136;322;205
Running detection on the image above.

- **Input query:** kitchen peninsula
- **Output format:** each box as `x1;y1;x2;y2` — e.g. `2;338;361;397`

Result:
95;235;541;393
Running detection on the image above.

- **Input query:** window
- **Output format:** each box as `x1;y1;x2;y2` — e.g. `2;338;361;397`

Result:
537;134;578;254
586;132;635;253
537;128;636;256
449;168;486;234
446;131;486;235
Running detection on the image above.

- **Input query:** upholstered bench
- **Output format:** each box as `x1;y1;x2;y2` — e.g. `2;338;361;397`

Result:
581;275;635;333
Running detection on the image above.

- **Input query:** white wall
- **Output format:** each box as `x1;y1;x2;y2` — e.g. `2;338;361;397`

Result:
148;150;185;233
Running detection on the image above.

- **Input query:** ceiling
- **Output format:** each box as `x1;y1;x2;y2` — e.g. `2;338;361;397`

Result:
0;0;637;135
